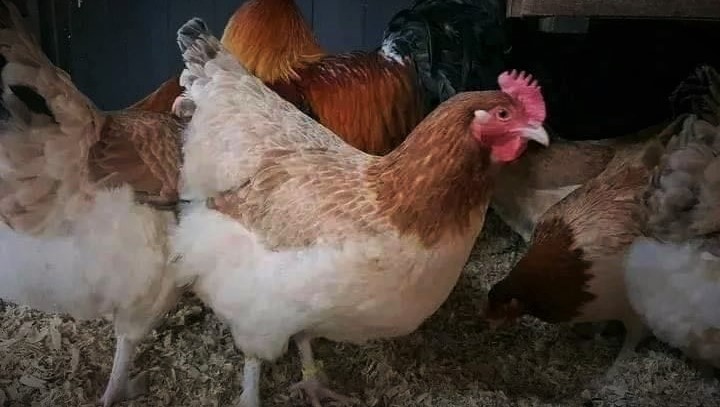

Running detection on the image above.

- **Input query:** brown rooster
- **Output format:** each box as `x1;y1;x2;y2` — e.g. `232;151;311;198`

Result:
171;18;546;407
137;0;508;155
484;66;720;361
130;0;325;114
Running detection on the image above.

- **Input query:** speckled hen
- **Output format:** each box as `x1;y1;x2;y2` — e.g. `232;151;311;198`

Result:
170;18;548;407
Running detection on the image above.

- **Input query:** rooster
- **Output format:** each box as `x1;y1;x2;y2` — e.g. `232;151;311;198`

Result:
131;0;325;114
138;0;508;155
0;2;183;406
624;65;720;371
171;18;547;407
484;65;720;364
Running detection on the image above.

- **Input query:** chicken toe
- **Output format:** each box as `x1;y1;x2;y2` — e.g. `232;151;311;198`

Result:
291;334;354;406
291;377;355;407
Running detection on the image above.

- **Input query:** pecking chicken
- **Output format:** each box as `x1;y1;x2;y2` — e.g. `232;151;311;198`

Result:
624;65;720;370
131;0;325;114
484;65;720;362
0;2;183;406
171;18;547;407
138;0;508;155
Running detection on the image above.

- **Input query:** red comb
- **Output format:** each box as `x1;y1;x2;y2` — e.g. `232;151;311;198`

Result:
498;70;546;125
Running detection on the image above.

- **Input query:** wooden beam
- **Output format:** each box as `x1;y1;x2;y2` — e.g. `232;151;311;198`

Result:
507;0;720;20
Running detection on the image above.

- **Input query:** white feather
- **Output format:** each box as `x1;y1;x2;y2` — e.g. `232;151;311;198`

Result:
625;239;720;365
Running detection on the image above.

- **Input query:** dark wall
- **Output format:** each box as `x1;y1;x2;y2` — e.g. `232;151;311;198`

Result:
41;0;413;110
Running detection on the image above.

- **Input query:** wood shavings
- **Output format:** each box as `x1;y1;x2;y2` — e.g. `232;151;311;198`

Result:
19;375;45;389
0;212;718;406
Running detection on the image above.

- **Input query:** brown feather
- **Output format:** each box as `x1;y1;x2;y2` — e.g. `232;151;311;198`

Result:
488;137;659;323
221;0;325;84
209;91;512;250
284;52;424;155
128;76;183;114
89;110;183;206
491;121;671;240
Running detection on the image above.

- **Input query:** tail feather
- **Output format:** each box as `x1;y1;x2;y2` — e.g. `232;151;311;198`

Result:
0;0;102;235
381;0;507;108
173;17;250;118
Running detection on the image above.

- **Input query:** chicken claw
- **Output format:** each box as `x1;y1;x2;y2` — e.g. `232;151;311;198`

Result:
291;334;355;406
291;377;355;407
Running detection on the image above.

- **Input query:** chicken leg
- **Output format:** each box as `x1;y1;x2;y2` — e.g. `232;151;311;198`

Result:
99;335;148;407
238;357;262;407
603;317;651;380
290;334;355;407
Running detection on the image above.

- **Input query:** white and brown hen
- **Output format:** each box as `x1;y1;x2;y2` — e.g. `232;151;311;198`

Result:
171;18;549;407
0;2;183;406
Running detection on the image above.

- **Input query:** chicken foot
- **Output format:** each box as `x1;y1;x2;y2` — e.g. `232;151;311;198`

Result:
99;335;148;407
290;334;355;407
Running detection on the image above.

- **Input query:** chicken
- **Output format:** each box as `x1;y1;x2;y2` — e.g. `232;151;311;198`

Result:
131;0;325;114
0;2;183;406
484;66;720;362
171;18;548;407
624;65;720;370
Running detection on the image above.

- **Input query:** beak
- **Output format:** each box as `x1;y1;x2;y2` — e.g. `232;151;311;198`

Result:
520;125;550;147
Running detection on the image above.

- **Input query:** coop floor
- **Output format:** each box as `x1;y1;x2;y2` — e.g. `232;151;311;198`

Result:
1;212;718;407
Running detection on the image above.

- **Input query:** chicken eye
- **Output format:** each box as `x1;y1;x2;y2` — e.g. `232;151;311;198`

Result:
496;108;511;121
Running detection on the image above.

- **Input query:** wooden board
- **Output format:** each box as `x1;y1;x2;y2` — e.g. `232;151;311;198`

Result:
507;0;720;20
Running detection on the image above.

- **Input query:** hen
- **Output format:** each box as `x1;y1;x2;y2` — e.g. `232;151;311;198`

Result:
0;2;183;406
171;18;548;407
484;65;720;362
624;65;720;370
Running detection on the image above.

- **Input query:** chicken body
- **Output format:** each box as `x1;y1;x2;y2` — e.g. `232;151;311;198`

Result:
172;18;547;407
0;4;183;406
485;138;662;354
625;70;720;368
